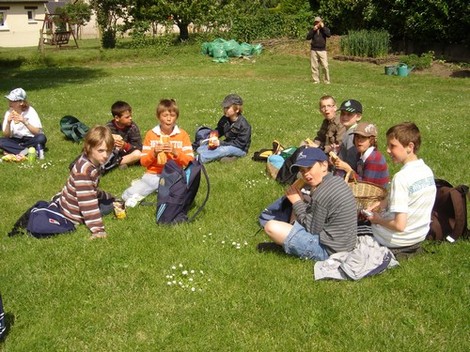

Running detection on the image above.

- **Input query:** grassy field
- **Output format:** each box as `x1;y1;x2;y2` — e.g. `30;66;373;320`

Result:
0;39;469;351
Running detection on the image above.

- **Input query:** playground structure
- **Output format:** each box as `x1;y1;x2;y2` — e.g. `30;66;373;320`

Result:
38;13;78;51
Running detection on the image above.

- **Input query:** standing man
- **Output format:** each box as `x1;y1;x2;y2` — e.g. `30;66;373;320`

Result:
306;16;331;84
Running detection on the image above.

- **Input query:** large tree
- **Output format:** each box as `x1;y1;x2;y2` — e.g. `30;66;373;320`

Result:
132;0;226;41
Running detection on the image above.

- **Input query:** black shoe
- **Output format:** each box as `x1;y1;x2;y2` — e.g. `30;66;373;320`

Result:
257;242;285;254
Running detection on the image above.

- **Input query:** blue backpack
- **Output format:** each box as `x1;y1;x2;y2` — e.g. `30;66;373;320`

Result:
156;159;210;224
26;201;76;238
192;126;212;151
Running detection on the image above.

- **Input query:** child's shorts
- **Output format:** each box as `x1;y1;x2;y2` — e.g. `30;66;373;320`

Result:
284;221;329;261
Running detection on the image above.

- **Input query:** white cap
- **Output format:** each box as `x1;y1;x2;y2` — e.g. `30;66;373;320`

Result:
5;88;27;101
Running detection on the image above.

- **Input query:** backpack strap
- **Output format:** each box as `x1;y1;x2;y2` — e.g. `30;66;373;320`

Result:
451;185;469;240
187;161;210;223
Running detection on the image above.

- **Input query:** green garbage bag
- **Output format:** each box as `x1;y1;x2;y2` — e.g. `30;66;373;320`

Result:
224;39;242;57
252;43;263;55
212;43;228;61
240;42;253;56
201;42;210;55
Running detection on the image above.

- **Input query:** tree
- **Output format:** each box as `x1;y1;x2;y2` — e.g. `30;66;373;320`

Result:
90;0;131;48
60;0;92;39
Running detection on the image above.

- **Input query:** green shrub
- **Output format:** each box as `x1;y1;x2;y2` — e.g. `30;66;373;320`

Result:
400;51;434;70
101;28;116;49
340;30;390;58
230;10;312;42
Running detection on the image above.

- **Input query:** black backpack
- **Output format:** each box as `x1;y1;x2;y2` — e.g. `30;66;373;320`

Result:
427;179;469;241
156;159;210;224
275;146;307;185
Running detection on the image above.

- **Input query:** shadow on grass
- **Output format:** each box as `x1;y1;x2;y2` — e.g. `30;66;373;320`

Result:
0;66;109;92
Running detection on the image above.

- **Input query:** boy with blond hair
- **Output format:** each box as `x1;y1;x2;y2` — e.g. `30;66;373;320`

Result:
122;99;194;207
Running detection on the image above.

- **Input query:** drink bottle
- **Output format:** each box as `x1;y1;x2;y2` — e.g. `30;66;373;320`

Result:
27;147;36;164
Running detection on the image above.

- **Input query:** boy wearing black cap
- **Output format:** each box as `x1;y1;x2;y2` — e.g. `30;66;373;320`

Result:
263;147;357;260
197;94;251;163
331;99;363;173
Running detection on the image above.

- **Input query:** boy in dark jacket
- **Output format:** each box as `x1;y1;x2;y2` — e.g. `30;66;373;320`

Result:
197;94;251;163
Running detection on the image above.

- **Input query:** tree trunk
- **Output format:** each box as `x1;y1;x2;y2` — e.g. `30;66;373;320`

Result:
177;22;189;41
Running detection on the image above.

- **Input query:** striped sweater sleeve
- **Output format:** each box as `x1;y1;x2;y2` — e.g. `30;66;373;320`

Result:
59;156;109;235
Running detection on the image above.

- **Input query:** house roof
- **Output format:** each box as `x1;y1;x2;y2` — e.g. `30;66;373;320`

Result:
45;1;68;14
0;1;49;3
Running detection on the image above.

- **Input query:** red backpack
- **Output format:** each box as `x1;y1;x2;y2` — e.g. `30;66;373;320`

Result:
427;179;469;241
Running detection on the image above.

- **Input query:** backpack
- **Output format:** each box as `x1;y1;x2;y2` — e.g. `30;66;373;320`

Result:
0;294;5;340
156;159;210;224
251;140;284;162
258;196;292;228
192;126;212;151
427;179;469;241
60;115;89;143
275;146;307;185
26;201;76;238
8;200;76;238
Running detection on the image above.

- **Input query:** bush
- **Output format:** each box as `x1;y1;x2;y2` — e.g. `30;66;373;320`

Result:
229;11;312;43
399;51;434;70
101;28;116;49
340;30;390;58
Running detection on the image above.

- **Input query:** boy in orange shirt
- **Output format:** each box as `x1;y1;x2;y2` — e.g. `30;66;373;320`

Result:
122;99;194;207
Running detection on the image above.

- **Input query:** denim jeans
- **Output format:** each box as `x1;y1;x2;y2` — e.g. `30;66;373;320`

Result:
196;144;246;163
284;221;329;261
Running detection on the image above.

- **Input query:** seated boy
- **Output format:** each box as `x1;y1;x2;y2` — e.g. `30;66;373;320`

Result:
58;125;120;239
262;148;357;260
334;122;389;189
122;99;194;207
330;99;363;175
196;94;251;163
365;122;436;248
304;95;345;153
105;100;142;168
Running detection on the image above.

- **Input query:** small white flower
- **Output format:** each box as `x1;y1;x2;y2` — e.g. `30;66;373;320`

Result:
167;282;172;286
179;263;183;268
182;270;188;275
171;266;176;270
191;287;196;292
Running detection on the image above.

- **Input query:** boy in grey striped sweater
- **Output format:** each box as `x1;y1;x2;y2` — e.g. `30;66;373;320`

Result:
263;148;357;260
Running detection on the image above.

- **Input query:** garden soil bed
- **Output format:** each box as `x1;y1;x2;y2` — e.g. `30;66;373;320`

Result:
259;38;469;78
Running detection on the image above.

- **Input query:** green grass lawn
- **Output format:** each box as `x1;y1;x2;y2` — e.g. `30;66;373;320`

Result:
0;40;469;351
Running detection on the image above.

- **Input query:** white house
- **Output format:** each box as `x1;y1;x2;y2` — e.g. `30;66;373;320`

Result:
0;0;48;47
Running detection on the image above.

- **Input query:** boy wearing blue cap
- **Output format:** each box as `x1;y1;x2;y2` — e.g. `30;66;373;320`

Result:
196;94;251;163
263;147;357;260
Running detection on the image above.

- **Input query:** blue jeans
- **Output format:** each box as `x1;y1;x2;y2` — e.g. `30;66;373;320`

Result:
284;221;329;261
196;145;246;163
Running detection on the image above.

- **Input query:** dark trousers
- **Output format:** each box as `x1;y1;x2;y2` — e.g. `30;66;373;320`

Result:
0;134;47;154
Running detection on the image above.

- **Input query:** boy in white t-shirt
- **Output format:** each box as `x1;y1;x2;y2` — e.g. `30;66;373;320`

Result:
365;122;436;248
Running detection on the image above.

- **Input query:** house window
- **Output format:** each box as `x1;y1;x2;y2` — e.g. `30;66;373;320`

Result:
27;10;36;23
0;11;7;29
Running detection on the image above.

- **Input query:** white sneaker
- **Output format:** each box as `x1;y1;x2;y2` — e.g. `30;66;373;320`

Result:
125;195;144;208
